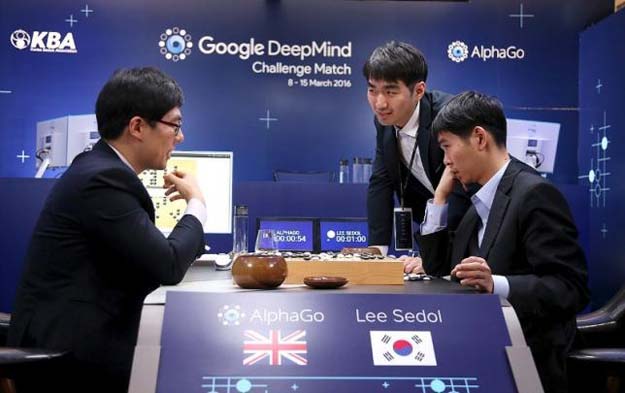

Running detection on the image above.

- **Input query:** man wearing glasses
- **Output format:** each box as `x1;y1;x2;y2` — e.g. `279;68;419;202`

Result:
8;67;206;393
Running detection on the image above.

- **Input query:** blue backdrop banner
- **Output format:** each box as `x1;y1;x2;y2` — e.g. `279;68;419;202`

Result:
0;0;612;182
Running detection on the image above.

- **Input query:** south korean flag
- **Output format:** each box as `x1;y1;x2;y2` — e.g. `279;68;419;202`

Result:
369;331;437;366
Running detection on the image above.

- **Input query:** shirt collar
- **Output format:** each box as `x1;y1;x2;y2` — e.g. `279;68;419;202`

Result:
471;159;511;219
106;142;137;174
394;100;421;138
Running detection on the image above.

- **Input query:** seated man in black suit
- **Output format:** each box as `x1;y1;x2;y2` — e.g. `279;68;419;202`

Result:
417;91;590;393
8;67;207;393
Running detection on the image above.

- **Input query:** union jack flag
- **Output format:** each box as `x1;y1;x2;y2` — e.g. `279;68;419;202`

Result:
242;329;307;366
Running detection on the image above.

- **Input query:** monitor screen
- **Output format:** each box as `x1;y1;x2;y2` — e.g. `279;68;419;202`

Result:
506;118;560;173
319;218;368;252
139;151;233;234
256;218;315;252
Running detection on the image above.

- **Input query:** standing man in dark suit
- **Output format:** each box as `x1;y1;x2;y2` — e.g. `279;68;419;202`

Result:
418;91;589;393
8;67;207;393
364;41;469;272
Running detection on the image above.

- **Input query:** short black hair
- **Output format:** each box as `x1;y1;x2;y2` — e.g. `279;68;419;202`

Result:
432;91;507;147
95;67;183;140
362;41;428;87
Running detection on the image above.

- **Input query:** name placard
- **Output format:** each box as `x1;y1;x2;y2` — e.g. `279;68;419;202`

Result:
157;292;515;393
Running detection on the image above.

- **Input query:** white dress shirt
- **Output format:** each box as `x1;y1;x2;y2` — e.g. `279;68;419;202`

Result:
471;160;510;246
395;101;435;195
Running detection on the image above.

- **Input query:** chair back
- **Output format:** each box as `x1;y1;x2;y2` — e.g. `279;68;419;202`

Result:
0;314;9;347
576;284;625;346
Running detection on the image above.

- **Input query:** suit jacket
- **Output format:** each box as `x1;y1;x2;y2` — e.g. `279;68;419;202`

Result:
8;140;205;390
418;158;589;393
367;90;471;246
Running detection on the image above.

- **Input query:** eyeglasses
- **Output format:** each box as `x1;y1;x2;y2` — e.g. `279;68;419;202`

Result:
156;119;182;136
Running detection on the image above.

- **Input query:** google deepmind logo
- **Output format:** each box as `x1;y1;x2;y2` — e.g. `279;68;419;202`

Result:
158;28;352;64
159;27;193;62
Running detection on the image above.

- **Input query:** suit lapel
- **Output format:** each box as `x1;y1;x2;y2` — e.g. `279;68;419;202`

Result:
451;204;479;265
479;161;521;258
144;193;156;223
479;191;510;258
417;94;445;189
417;95;433;179
382;124;401;185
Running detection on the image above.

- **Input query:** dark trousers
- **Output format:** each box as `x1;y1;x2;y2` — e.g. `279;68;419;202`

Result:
13;354;129;393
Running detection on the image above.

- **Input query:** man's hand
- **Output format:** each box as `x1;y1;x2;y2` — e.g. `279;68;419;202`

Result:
451;256;493;293
433;166;456;205
399;255;424;274
163;170;205;205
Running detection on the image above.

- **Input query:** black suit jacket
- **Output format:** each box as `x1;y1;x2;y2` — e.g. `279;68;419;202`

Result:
367;90;471;246
418;158;589;393
8;140;205;390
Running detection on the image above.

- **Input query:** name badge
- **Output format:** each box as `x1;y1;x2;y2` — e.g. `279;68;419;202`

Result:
393;207;414;251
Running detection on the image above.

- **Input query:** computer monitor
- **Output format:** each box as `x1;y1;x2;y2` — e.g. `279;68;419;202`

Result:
506;118;560;173
318;218;368;252
139;151;233;234
256;217;315;252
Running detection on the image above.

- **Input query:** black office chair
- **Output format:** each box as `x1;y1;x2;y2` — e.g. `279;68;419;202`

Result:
0;313;69;393
568;284;625;393
575;285;625;347
0;314;9;347
0;314;11;393
273;170;334;183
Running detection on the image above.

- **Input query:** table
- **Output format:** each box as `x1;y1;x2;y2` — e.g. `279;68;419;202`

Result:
129;263;543;393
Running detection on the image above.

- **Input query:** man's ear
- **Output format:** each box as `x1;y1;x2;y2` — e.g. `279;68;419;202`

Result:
413;81;426;100
473;126;488;150
127;116;145;141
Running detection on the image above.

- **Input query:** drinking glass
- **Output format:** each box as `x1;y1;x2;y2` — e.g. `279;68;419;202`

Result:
254;229;279;253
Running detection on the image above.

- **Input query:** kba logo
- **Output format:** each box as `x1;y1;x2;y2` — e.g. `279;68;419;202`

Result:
10;29;77;54
10;30;30;50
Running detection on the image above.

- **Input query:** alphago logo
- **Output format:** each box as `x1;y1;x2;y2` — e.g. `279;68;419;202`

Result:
10;29;77;54
447;40;526;63
217;305;246;326
159;27;193;62
447;41;469;63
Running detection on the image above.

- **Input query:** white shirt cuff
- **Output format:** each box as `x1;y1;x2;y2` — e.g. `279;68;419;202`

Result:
184;198;207;228
420;199;448;235
492;275;510;298
370;245;388;256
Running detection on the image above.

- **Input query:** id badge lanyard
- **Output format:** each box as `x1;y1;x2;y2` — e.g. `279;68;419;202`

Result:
394;133;420;251
398;134;420;208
